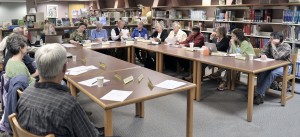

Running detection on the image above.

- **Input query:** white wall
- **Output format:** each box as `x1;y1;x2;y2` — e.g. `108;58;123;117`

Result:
0;2;26;23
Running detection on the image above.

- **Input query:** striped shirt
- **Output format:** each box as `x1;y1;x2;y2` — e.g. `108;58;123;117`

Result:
261;42;291;61
16;82;99;137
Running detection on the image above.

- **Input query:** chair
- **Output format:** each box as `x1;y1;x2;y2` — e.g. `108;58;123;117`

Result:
9;113;55;137
17;89;23;97
45;35;63;44
267;54;297;106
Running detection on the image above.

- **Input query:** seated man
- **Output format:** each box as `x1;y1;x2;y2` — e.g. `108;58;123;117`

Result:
16;44;101;136
90;22;108;42
111;20;130;61
131;21;148;63
179;26;204;47
254;32;291;105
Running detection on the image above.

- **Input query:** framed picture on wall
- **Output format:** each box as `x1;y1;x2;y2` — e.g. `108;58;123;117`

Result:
47;5;58;18
25;15;36;22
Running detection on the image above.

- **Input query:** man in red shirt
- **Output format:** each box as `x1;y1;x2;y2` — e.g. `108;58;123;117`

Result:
179;27;204;47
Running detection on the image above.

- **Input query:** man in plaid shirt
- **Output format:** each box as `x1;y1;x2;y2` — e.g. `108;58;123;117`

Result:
254;32;291;105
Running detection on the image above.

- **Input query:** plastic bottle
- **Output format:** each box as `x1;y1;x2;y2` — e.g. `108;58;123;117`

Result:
144;34;148;40
40;39;43;46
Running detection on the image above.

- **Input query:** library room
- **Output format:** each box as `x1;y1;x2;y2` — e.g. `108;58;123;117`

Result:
0;0;299;136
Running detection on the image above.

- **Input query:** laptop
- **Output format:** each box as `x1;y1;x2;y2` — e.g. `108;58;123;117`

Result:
45;35;63;44
205;42;218;52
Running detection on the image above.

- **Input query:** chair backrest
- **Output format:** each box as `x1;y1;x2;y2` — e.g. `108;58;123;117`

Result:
9;113;55;137
253;48;261;58
17;89;23;97
291;54;297;76
45;35;63;44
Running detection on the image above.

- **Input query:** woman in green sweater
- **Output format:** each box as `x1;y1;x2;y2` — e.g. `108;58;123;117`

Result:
217;28;255;90
5;33;36;85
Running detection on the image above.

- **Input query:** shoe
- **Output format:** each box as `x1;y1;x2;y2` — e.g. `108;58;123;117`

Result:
217;81;226;91
95;127;105;137
182;75;193;82
254;94;264;105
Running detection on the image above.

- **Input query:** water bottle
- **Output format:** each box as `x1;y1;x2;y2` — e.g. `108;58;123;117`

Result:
40;39;43;46
138;33;141;38
236;47;241;54
144;34;148;40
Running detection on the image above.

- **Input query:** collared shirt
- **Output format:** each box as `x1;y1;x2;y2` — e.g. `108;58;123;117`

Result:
90;29;108;41
261;42;291;60
111;27;122;41
70;30;88;42
166;29;187;42
131;27;148;38
16;82;99;137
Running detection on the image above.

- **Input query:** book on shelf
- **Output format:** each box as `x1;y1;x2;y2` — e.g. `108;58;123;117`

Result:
202;0;211;6
282;9;299;23
250;37;269;48
190;10;207;20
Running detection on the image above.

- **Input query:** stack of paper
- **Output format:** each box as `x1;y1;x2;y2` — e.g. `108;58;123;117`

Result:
62;44;76;48
66;65;98;75
155;80;186;90
101;90;133;102
254;58;275;62
78;77;110;87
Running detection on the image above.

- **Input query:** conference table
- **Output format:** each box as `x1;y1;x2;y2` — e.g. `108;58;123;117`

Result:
127;42;291;122
65;45;196;137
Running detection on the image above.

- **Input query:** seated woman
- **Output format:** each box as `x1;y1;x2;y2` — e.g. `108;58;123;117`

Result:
204;26;230;79
165;21;187;43
217;28;255;90
145;23;168;69
90;22;108;42
179;27;205;81
41;23;57;42
5;33;36;85
69;23;89;45
131;21;148;63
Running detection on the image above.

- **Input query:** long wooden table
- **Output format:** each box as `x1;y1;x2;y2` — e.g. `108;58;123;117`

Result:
128;42;291;122
68;67;196;137
65;45;196;137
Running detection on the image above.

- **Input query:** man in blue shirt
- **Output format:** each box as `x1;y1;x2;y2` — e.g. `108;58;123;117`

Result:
90;22;108;42
131;21;148;38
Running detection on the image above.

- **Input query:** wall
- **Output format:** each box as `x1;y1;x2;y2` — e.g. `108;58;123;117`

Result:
37;2;89;20
0;2;27;22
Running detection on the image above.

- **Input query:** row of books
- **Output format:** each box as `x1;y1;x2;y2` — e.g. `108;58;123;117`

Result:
214;22;237;33
283;9;300;24
190;10;207;20
246;9;272;22
283;26;300;41
249;37;269;48
215;9;235;21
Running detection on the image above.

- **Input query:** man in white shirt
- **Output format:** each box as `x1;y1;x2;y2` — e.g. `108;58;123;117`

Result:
111;20;130;41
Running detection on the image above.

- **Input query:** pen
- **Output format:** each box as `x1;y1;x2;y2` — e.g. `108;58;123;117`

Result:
92;81;97;85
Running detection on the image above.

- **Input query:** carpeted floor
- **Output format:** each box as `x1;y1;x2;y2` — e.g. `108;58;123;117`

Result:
77;69;300;137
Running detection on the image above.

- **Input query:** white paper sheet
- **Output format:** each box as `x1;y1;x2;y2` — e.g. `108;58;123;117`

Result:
155;80;186;90
254;58;275;62
62;44;76;48
101;90;133;102
79;77;110;87
66;66;98;75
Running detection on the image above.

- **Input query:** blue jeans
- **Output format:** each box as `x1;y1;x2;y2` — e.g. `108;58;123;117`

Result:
255;66;291;96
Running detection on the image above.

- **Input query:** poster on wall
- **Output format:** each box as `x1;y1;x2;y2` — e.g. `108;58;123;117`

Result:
47;5;58;18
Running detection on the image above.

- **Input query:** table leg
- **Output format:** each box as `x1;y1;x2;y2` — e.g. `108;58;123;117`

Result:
186;88;194;137
196;62;202;101
131;47;135;64
139;102;144;118
231;70;236;91
135;103;141;117
69;83;77;97
156;52;159;71
192;61;197;100
226;70;231;90
158;53;163;72
281;65;289;106
127;47;131;63
247;73;254;122
104;109;113;136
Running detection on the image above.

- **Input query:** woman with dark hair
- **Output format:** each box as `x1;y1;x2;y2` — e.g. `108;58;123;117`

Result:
179;27;204;47
230;28;255;55
217;28;255;91
5;33;35;84
69;23;88;44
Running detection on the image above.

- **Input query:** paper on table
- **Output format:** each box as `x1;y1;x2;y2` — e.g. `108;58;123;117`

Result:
254;58;275;62
66;65;98;75
62;44;76;48
155;80;186;90
101;90;133;102
79;77;110;87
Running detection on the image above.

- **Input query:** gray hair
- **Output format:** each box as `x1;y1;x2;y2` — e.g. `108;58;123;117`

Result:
35;44;67;80
172;22;181;29
6;33;27;55
12;27;22;33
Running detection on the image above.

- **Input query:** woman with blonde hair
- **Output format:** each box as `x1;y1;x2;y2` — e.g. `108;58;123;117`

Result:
41;23;57;42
